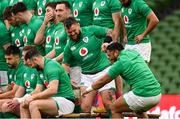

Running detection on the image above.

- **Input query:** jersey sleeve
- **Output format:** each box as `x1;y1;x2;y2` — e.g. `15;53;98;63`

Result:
136;0;152;17
92;25;108;38
62;41;73;65
107;60;123;79
45;62;61;81
109;0;121;13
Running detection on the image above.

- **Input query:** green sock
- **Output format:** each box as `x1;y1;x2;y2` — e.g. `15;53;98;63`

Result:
3;112;18;119
107;109;112;119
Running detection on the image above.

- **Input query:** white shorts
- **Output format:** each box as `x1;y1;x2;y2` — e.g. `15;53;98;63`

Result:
123;91;161;112
0;71;8;86
52;97;75;116
125;42;151;62
80;66;115;92
70;66;81;86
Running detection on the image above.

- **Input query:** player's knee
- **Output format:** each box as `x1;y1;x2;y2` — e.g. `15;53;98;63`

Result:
81;103;91;112
29;101;38;111
110;103;118;114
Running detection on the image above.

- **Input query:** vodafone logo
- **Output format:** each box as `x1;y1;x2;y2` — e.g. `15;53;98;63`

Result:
74;9;78;17
79;47;88;56
38;8;42;15
46;36;51;44
23;36;27;44
44;80;49;87
124;15;129;24
25;80;30;88
94;8;99;16
55;37;59;45
15;39;20;47
11;81;15;87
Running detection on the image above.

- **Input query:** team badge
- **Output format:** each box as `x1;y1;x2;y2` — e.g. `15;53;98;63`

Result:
27;29;31;35
124;15;129;24
55;37;59;45
74;9;78;17
71;46;76;51
46;36;51;44
9;74;12;79
31;74;35;79
79;2;83;7
128;8;132;15
15;39;20;47
94;8;99;16
24;73;27;78
11;33;15;37
83;37;89;43
43;0;46;6
79;47;88;56
101;1;106;6
25;81;30;88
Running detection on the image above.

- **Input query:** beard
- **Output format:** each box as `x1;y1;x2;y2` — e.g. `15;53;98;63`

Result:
35;64;42;71
71;31;81;42
122;0;131;7
8;64;16;69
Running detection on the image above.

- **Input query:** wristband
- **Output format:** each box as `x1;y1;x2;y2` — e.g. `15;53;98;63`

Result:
86;86;93;92
13;98;23;103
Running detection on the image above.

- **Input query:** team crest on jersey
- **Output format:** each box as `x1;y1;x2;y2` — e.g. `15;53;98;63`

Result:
27;29;31;35
23;36;27;43
83;37;89;43
25;80;30;88
124;15;129;24
79;2;83;7
15;39;20;47
38;8;43;15
31;74;35;79
79;47;88;56
46;36;51;44
24;73;27;78
11;81;15;87
9;74;12;79
74;9;78;17
93;2;96;6
19;31;23;37
55;37;59;45
94;8;99;16
11;33;15;37
43;0;46;6
71;46;76;51
101;1;106;6
121;8;124;13
128;8;132;15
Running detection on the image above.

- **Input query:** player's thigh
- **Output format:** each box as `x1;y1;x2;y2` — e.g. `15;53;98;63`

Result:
111;96;132;113
80;87;97;106
100;89;116;103
29;98;58;116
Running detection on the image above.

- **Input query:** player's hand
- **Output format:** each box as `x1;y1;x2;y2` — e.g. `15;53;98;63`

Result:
44;12;54;25
24;95;34;106
123;35;128;44
82;86;94;97
135;34;144;44
101;43;109;52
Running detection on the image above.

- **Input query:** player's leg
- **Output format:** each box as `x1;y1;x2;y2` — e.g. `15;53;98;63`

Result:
28;98;58;118
20;103;31;118
80;86;97;112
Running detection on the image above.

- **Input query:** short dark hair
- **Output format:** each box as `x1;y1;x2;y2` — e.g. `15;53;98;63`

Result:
5;45;20;56
107;42;124;51
11;2;27;15
56;1;71;9
22;45;36;52
45;2;57;9
3;6;13;20
24;48;41;61
63;17;78;29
